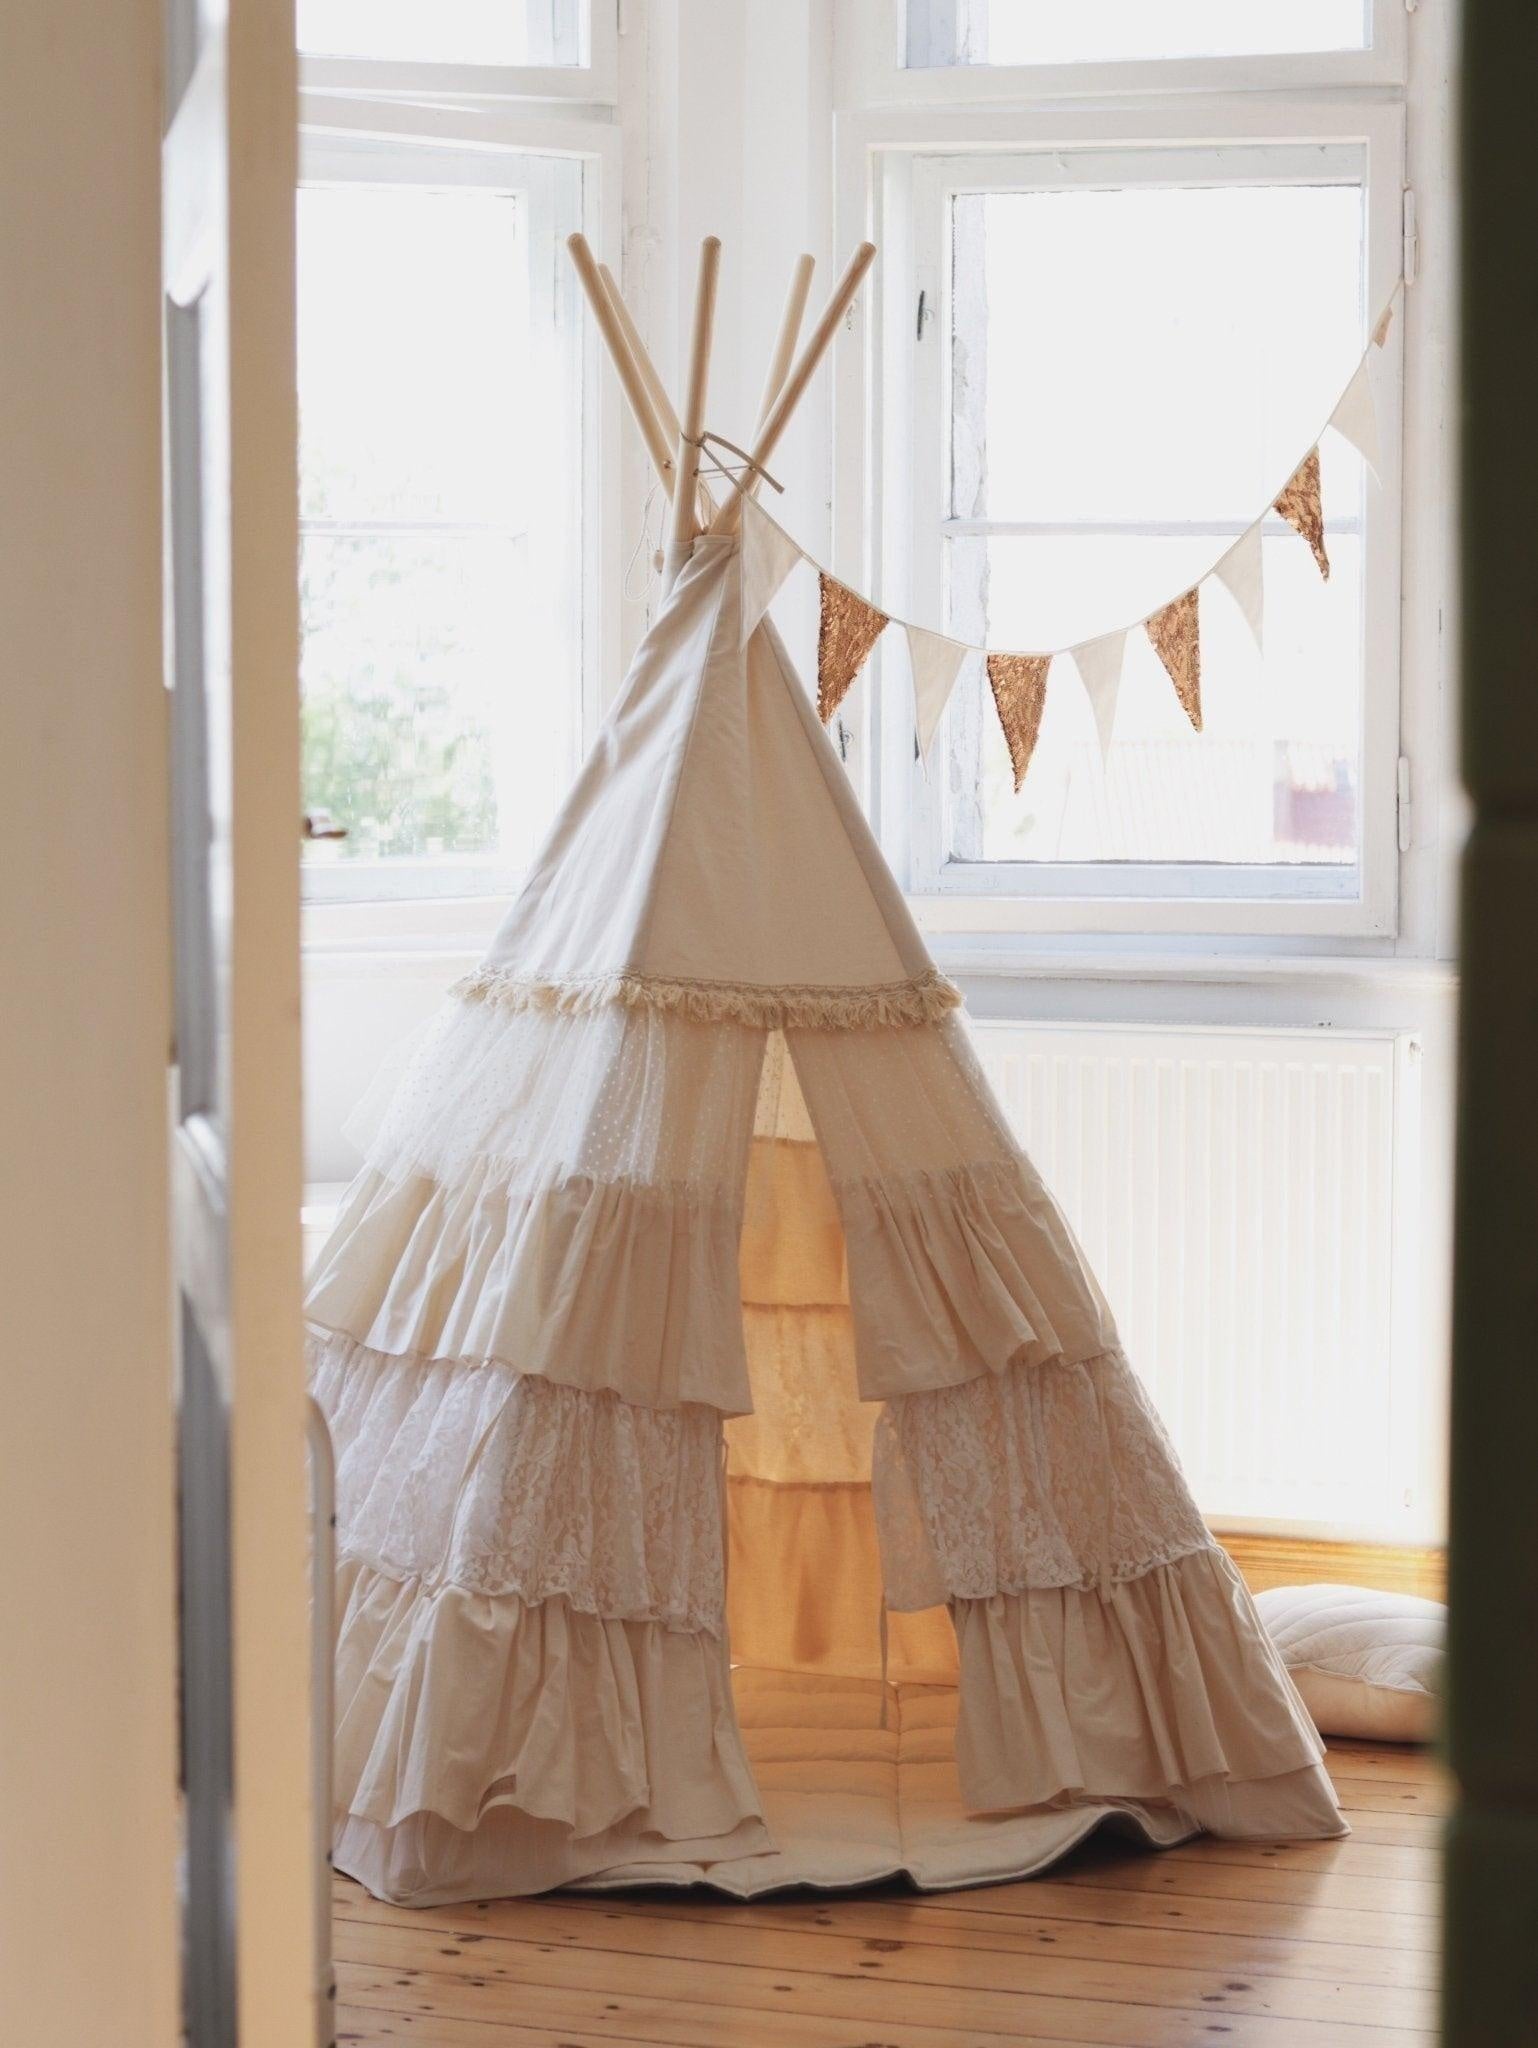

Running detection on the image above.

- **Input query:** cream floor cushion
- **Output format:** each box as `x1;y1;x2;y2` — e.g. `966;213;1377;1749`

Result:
1255;1584;1445;1744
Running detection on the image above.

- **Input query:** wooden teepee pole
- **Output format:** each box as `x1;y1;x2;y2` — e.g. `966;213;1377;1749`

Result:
596;260;716;523
566;232;677;497
663;236;722;589
709;241;875;539
754;253;816;438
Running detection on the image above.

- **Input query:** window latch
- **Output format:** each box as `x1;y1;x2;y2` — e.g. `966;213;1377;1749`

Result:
916;289;934;340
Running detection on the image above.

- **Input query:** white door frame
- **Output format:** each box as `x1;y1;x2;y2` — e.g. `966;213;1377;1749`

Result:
163;1;319;2039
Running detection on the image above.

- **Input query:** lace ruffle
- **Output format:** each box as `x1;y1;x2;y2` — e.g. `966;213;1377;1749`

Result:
873;1349;1211;1607
357;995;766;1196
313;1331;728;1630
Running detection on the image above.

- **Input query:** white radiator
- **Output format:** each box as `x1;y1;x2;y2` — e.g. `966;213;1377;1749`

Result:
971;1020;1421;1536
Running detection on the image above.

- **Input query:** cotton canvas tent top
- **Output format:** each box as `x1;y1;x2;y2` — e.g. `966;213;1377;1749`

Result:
305;237;1344;1904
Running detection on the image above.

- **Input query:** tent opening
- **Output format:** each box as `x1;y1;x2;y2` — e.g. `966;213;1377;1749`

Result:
726;1030;958;1692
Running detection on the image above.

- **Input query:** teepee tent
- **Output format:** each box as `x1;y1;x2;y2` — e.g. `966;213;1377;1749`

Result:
305;237;1344;1906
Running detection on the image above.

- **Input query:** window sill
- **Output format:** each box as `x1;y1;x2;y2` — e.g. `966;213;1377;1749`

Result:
931;935;1458;996
300;896;1457;1005
910;888;1397;941
303;892;507;952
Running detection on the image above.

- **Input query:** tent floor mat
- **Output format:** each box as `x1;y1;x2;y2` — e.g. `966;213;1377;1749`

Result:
570;1663;1198;1898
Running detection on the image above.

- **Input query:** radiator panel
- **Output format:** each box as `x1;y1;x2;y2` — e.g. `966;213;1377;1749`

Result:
971;1021;1413;1534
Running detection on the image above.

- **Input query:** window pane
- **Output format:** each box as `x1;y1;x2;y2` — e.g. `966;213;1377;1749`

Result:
301;533;516;864
299;187;528;527
938;168;1367;870
948;527;1361;866
298;0;588;65
298;170;585;898
904;0;1368;67
950;182;1364;525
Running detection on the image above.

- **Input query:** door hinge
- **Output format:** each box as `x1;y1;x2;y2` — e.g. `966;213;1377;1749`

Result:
1402;188;1419;286
1397;755;1413;853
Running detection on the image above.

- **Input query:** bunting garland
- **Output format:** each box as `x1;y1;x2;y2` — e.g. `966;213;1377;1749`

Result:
1071;630;1129;761
906;624;971;763
734;281;1400;788
739;505;801;646
986;654;1052;790
816;573;889;723
1273;446;1330;582
1213;523;1265;651
1146;590;1203;732
1331;356;1381;479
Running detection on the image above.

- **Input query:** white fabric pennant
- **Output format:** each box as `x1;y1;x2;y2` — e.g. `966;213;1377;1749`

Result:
1070;630;1128;762
739;496;803;646
1329;353;1382;480
905;624;970;766
1212;521;1265;653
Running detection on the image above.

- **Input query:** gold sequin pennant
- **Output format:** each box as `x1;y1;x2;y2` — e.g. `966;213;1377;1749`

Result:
986;653;1052;791
817;573;889;723
1274;446;1330;582
1146;589;1203;732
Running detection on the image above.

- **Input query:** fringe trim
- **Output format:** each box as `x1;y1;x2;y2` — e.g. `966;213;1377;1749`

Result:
449;965;963;1032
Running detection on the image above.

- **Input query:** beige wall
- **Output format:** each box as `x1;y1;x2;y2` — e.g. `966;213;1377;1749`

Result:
0;6;179;2043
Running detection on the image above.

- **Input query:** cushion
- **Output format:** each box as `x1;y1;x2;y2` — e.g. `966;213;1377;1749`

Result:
1255;1583;1445;1743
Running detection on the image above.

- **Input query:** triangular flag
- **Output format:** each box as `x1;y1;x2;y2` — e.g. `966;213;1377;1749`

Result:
1212;520;1265;652
1373;300;1395;349
986;652;1052;791
817;572;889;723
1329;354;1381;480
905;624;969;765
1069;630;1127;762
1274;446;1330;582
1146;589;1202;732
739;496;802;647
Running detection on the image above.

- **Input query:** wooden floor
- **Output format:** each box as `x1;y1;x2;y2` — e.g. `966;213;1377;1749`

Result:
332;1738;1444;2048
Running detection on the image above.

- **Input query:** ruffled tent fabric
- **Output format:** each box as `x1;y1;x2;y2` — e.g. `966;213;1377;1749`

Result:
308;535;1345;1906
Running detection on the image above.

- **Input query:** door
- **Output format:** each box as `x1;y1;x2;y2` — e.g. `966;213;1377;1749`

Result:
163;2;319;2042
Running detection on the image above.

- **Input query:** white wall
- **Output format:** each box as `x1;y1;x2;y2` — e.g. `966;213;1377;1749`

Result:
0;5;179;2040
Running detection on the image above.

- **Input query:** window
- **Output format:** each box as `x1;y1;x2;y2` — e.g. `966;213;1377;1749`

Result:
298;141;590;902
858;96;1404;935
297;0;616;100
888;0;1403;90
916;146;1372;883
903;0;1371;69
299;0;590;67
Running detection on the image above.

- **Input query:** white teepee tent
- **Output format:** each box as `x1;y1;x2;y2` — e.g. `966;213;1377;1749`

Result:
306;239;1344;1906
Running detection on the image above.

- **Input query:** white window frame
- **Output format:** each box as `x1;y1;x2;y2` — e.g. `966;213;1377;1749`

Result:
834;96;1406;939
844;0;1407;102
299;0;619;105
297;76;623;937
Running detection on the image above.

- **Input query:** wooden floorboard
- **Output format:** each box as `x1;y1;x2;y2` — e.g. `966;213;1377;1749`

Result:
332;1740;1444;2047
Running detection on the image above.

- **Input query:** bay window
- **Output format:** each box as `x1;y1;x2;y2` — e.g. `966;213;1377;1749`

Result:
840;16;1407;936
297;29;617;907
